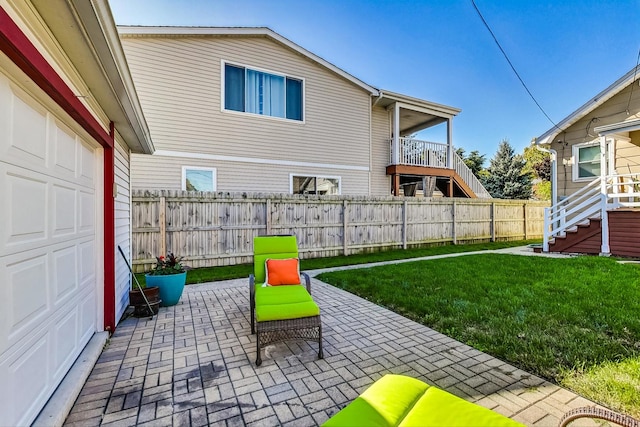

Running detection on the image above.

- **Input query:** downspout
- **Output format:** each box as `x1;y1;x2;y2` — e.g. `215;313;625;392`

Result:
372;90;383;107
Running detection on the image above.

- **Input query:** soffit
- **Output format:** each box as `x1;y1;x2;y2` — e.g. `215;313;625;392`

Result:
31;0;153;153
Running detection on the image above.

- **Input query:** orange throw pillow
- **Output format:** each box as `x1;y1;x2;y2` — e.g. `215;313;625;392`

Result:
265;258;300;286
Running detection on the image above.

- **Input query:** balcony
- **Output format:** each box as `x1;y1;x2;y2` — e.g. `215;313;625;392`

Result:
387;137;491;198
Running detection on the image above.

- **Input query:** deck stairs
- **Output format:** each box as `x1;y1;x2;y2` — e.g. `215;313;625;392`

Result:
544;173;640;254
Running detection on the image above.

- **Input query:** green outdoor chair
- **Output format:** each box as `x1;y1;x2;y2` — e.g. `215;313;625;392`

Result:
322;374;525;427
249;235;323;366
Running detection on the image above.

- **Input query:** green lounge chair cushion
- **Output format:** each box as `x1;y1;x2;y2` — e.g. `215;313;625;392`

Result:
253;236;299;283
255;284;320;322
322;374;524;427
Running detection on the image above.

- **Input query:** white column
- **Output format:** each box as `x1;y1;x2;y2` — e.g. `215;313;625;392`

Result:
599;135;610;255
392;103;400;165
446;117;453;169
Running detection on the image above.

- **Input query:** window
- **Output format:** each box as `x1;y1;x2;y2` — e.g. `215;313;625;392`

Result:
182;167;216;191
291;175;340;195
575;144;600;179
224;63;303;121
572;140;615;182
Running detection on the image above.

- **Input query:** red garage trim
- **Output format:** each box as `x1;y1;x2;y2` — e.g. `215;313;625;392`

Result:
1;6;117;332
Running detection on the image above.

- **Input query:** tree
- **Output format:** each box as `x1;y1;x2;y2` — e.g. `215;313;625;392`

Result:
523;144;551;181
456;148;487;179
523;144;551;200
483;140;532;199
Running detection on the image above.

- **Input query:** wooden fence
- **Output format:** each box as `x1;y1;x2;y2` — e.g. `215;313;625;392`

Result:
131;190;548;271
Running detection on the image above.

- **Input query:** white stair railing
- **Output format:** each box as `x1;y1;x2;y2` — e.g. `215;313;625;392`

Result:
543;173;640;252
451;150;491;198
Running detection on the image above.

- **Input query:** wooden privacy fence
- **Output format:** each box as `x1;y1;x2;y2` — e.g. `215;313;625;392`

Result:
131;190;548;272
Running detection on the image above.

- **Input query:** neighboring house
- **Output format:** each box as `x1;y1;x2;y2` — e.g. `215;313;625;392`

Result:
119;26;490;198
536;65;640;256
0;1;153;425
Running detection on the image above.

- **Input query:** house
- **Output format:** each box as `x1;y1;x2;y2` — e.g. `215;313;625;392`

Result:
536;65;640;256
0;1;153;425
119;26;490;199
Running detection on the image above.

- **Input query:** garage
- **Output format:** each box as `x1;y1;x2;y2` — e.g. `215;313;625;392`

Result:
0;67;102;426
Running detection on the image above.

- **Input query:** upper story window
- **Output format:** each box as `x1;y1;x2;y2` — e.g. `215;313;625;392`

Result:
224;63;303;121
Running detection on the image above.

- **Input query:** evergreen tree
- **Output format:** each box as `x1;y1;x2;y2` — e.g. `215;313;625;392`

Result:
455;148;487;179
483;140;532;199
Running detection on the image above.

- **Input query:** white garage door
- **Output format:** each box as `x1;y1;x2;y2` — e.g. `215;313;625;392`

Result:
0;69;100;426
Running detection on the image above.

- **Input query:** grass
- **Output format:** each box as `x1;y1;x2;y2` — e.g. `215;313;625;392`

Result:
135;239;540;286
562;356;640;418
316;254;640;417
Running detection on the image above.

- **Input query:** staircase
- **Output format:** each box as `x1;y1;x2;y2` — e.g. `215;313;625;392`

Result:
389;138;491;198
544;173;640;255
547;217;601;254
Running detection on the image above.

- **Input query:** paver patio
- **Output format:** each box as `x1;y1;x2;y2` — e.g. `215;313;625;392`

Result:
64;260;600;426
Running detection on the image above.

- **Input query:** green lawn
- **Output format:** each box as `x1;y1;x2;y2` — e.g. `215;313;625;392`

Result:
135;239;540;286
316;254;640;417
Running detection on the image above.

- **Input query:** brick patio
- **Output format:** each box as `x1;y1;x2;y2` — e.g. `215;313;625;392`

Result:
64;274;598;426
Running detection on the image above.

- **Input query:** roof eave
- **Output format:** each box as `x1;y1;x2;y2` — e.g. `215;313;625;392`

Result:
594;117;640;135
536;65;640;145
33;0;154;154
379;89;461;117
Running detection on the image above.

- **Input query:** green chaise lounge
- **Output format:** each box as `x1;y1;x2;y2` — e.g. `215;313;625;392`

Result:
322;374;524;427
249;235;323;366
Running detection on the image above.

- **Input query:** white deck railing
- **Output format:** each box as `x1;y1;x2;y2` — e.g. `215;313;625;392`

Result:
543;173;640;252
388;138;491;198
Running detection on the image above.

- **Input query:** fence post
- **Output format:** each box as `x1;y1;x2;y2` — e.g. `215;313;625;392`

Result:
265;199;272;235
343;200;349;256
523;203;528;240
490;201;496;242
159;196;166;256
402;199;408;249
452;199;457;244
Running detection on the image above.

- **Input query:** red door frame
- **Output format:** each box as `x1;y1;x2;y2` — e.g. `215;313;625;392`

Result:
1;7;118;332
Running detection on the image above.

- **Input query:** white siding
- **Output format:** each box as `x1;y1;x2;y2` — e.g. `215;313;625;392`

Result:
121;35;374;193
114;138;131;323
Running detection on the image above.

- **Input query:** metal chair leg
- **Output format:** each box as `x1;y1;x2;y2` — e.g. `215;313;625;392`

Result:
255;331;262;366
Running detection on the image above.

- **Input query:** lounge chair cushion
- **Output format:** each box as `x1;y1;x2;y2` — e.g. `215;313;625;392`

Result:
253;236;298;283
322;375;523;427
265;258;300;286
255;285;320;322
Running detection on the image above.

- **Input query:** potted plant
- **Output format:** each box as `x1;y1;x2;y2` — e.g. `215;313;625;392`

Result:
145;253;188;306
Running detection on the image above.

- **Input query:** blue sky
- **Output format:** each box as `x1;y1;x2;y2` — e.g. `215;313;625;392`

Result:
109;0;640;159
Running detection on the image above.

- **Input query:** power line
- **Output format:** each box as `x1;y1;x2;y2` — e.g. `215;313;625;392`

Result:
470;0;562;133
625;47;640;114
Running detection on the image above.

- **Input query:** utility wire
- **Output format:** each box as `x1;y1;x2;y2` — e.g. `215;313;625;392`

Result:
470;0;562;133
625;47;640;114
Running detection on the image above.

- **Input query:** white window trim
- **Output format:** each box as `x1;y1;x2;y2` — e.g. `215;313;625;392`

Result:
289;173;342;195
220;59;306;124
182;166;217;191
571;139;615;182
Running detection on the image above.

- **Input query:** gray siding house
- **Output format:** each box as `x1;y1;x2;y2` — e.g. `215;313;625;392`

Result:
120;26;489;198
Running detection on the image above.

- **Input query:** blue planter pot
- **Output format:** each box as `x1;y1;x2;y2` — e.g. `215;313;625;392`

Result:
145;272;186;306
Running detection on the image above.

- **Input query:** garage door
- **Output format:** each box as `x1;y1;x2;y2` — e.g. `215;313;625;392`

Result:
0;69;100;426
